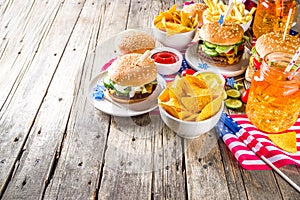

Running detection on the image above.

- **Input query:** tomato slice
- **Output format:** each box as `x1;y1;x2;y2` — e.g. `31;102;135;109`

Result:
181;69;195;76
241;88;250;103
238;45;244;51
227;49;234;54
253;57;261;70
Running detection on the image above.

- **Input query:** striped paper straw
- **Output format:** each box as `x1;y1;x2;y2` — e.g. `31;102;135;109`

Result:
285;47;300;72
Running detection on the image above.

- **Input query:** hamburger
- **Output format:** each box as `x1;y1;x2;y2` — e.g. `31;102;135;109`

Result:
103;53;158;104
183;3;208;28
246;32;300;81
198;22;248;66
115;29;155;55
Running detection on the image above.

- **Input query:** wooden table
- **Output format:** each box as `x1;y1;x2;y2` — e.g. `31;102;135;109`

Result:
0;0;299;199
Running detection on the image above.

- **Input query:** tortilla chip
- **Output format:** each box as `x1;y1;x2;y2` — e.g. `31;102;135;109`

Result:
185;75;208;89
181;95;212;113
182;111;198;121
158;88;170;102
197;95;222;121
159;101;181;119
158;74;225;122
268;132;297;153
183;76;209;97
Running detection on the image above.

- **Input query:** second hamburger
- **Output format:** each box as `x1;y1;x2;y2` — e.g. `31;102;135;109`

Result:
246;32;300;81
198;22;248;66
103;53;158;104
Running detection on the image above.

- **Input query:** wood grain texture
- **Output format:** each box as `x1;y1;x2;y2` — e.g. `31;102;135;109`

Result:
1;0;99;198
0;0;300;199
185;130;231;199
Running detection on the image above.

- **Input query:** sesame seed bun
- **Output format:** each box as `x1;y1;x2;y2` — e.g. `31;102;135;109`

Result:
255;32;300;58
108;53;157;87
200;22;244;45
115;29;155;55
246;32;300;82
183;3;208;28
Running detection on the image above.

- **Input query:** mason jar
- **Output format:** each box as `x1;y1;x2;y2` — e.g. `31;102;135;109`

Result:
246;52;300;133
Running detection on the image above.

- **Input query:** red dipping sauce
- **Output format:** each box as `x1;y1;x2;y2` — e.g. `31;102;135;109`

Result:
151;51;179;64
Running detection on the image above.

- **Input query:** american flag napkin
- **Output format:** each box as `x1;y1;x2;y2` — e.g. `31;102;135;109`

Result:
216;114;300;170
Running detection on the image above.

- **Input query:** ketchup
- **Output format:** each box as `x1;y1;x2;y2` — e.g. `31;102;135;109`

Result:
151;51;179;64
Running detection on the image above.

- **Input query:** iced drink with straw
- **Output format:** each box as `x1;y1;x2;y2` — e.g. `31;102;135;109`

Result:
246;52;300;133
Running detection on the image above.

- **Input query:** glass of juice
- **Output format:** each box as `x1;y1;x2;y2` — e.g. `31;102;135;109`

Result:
252;0;297;38
246;52;300;133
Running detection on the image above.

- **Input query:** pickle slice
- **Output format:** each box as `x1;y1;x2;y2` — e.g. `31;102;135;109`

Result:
225;99;243;110
226;89;241;99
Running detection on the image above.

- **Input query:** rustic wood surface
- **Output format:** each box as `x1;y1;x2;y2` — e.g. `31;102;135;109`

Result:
0;0;300;199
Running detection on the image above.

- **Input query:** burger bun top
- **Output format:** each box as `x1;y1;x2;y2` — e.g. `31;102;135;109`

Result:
108;53;157;87
115;29;155;55
255;32;300;58
183;3;208;28
200;22;244;45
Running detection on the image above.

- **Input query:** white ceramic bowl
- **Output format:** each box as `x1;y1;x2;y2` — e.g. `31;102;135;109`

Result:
202;10;252;31
159;102;224;139
151;47;183;75
152;20;197;51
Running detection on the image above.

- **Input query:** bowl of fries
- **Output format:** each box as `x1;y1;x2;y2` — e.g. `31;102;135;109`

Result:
152;4;198;50
158;74;225;139
202;0;256;31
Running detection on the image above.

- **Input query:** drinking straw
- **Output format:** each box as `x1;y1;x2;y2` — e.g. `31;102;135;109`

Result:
282;8;293;41
218;113;300;193
219;3;234;26
285;47;300;72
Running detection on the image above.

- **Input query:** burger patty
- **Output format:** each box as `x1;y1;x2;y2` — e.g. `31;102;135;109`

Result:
197;42;244;66
110;83;157;100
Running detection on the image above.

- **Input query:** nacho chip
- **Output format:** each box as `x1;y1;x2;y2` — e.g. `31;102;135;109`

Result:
158;88;170;102
185;75;208;89
181;95;212;113
158;74;225;122
268;132;297;153
160;103;181;119
159;100;182;119
197;95;223;121
182;111;198;121
183;75;209;96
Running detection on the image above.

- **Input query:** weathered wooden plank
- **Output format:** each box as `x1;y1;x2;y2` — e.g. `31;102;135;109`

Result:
0;0;94;198
97;0;188;199
42;0;111;199
275;165;300;198
184;129;231;199
92;0;152;199
0;0;62;110
217;140;248;199
152;125;186;199
98;114;161;199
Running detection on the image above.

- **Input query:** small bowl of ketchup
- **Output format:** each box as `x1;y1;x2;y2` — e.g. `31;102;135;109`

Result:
151;47;183;75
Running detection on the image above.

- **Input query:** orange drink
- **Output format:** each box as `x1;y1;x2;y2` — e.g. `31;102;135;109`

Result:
252;0;297;38
246;52;300;133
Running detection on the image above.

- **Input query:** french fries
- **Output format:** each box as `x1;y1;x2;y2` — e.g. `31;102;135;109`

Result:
154;4;198;36
203;0;256;24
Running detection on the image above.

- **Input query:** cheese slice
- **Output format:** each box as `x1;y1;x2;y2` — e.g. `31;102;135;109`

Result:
268;132;297;153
